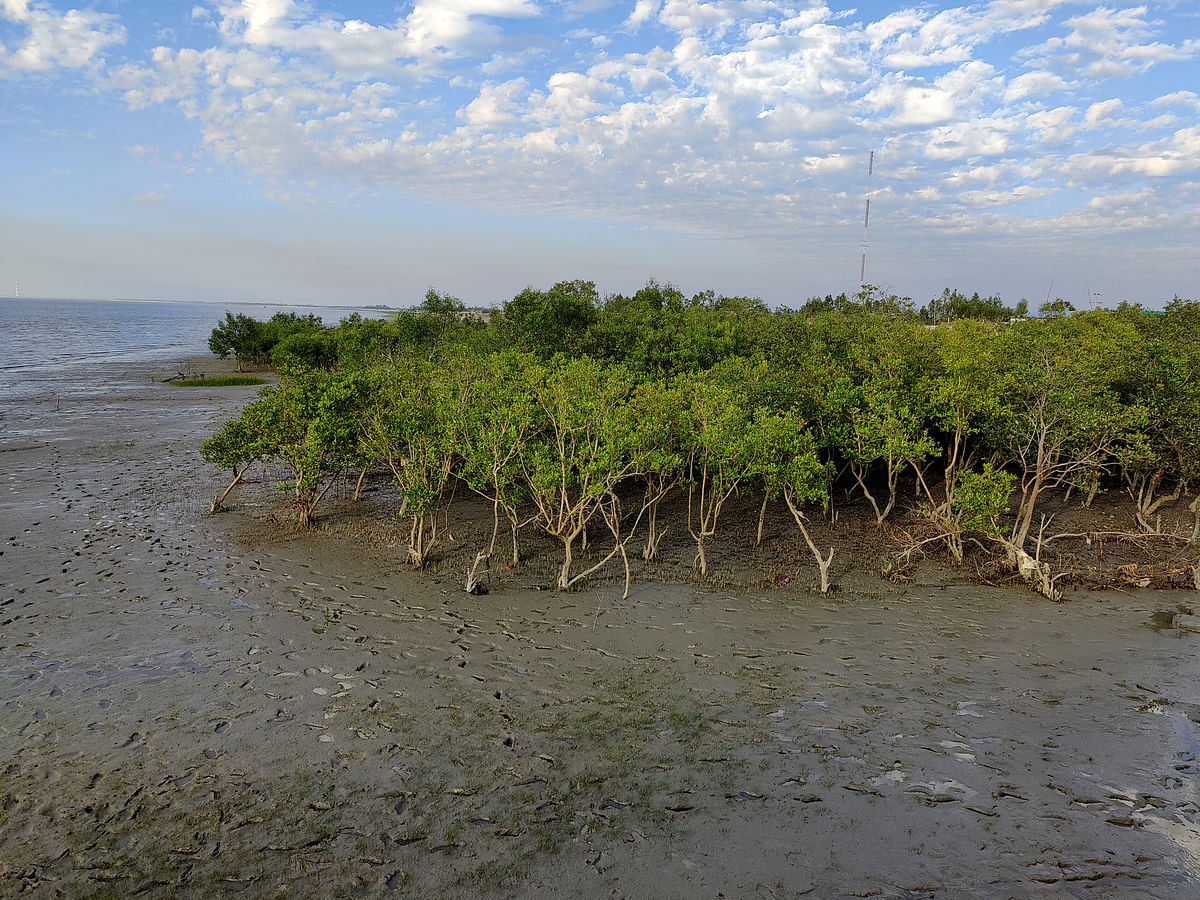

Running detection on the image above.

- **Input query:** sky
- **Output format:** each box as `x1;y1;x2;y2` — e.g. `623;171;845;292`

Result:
1;0;1197;310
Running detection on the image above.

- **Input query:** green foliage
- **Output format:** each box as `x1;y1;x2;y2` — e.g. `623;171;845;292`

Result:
208;312;268;368
678;357;774;572
798;284;914;318
500;280;599;357
366;360;452;513
202;284;1197;585
271;329;339;372
420;287;465;318
993;311;1150;546
922;288;1021;323
921;319;1008;453
955;463;1016;535
756;411;825;505
519;355;638;588
445;351;539;561
334;314;402;369
361;359;458;563
1128;299;1200;480
208;310;325;370
1039;298;1076;317
201;393;282;471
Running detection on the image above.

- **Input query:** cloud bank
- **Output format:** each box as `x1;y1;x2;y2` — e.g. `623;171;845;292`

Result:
3;0;1198;297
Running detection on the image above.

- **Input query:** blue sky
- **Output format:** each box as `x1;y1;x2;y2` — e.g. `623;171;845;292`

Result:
2;0;1197;309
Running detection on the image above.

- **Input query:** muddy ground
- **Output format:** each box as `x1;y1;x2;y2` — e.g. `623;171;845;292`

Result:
2;357;1200;899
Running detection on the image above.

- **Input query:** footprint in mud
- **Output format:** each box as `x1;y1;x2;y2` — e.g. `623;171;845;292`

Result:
1175;751;1198;775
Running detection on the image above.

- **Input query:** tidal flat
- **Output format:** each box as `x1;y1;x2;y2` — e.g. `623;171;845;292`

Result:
2;357;1199;898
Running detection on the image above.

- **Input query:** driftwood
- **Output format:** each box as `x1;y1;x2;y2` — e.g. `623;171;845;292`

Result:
160;370;205;383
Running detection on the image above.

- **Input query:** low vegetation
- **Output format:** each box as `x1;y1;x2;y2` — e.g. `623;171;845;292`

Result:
201;284;1200;599
170;375;268;387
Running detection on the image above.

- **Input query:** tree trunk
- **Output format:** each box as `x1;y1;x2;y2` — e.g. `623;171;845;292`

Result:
784;492;834;594
488;497;502;557
509;517;522;567
643;500;666;561
409;515;425;568
686;471;724;577
465;551;490;594
408;513;437;568
558;513;623;594
210;462;253;514
353;467;369;502
913;463;964;562
558;533;575;590
1141;472;1183;521
298;472;339;528
850;461;888;525
755;494;769;547
687;480;707;575
1011;475;1045;552
999;537;1062;602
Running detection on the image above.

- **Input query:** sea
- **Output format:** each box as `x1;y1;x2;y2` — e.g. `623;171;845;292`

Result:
0;297;389;405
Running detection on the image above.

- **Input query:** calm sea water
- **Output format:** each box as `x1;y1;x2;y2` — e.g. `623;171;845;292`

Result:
0;298;387;405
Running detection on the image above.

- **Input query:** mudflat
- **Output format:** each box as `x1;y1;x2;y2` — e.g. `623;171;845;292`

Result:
2;358;1199;898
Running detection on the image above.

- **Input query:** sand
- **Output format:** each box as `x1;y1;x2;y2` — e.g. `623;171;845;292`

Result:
2;356;1200;898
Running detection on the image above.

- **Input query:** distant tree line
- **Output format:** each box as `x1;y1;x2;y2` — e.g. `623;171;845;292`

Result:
202;284;1200;599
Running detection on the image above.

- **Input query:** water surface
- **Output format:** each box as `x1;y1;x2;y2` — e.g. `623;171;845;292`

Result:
0;297;386;405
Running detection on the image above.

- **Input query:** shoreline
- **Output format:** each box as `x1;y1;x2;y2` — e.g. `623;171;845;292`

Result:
2;355;1199;896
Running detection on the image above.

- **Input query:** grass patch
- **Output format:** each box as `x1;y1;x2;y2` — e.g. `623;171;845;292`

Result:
170;375;267;387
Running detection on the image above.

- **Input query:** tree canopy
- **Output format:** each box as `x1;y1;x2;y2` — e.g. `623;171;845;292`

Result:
202;284;1200;598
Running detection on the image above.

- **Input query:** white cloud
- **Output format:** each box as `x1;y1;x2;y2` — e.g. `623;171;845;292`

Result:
623;0;660;31
1019;4;1200;78
924;117;1015;159
867;0;1069;70
1060;126;1200;181
957;183;1055;206
1082;97;1122;128
1152;90;1200;109
15;0;1200;259
0;1;124;73
1003;70;1071;101
865;62;998;128
403;0;540;56
459;77;529;126
1025;105;1077;143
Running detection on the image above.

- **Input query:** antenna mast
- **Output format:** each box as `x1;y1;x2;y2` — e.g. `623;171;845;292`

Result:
860;150;874;287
